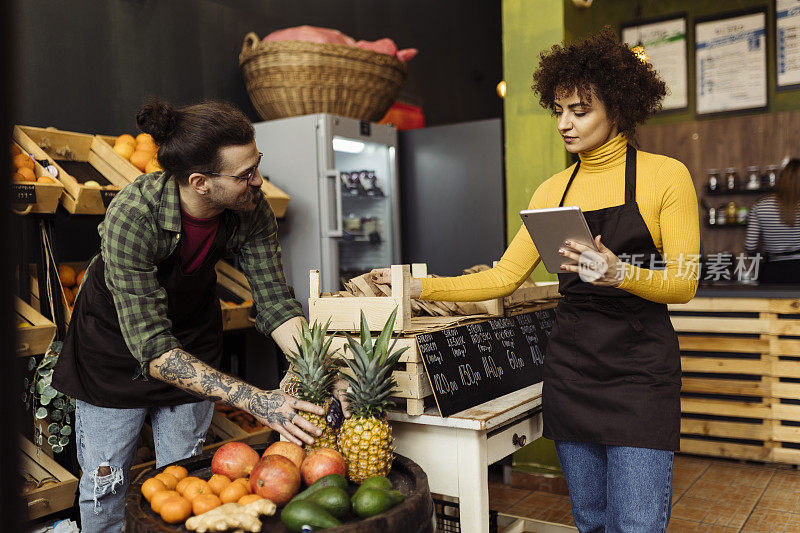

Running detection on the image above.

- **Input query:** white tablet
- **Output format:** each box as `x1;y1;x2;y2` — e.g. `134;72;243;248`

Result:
520;206;597;274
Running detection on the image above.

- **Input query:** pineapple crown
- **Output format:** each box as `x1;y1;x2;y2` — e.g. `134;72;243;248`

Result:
342;308;408;419
284;319;340;404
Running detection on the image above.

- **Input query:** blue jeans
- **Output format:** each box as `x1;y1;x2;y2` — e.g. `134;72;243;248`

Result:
75;399;215;532
554;441;673;533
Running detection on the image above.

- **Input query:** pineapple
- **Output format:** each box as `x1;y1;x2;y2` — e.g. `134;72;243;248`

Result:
338;309;407;483
284;320;341;450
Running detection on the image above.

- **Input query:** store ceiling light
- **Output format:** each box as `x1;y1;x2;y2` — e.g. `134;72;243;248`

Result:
333;138;365;153
496;80;507;99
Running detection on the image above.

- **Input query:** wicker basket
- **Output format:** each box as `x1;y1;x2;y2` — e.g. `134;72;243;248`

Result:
239;32;408;122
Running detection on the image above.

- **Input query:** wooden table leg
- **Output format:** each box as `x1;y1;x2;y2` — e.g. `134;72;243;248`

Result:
456;429;489;533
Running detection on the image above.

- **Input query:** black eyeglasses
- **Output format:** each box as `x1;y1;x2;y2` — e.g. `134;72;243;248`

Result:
205;153;262;181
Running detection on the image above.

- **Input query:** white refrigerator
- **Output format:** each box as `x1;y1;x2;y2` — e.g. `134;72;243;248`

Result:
253;114;400;314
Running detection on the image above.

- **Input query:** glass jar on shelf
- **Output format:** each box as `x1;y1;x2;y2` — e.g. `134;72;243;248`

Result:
724;168;739;191
717;203;728;225
745;166;760;190
764;165;779;188
736;205;749;224
706;168;720;192
726;201;737;224
708;206;717;225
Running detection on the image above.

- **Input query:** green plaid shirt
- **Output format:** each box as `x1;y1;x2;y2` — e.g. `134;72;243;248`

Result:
98;171;303;375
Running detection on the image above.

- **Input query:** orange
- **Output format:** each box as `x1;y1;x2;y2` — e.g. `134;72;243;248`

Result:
36;176;54;184
136;132;155;145
218;481;248;504
76;269;86;287
11;144;21;156
144;157;162;173
130;150;152;172
176;475;202;495
182;479;212;502
192;493;222;516
150;490;180;513
163;465;188;481
58;265;76;287
159;496;191;524
13;153;34;170
207;474;231;495
17;167;35;181
155;473;178;491
64;287;75;306
141;477;167;502
113;142;135;160
13;172;34;183
237;494;263;506
232;477;251;494
116;134;136;147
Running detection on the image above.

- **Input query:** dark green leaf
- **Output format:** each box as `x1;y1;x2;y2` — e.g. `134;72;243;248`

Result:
60;426;72;436
59;436;69;447
52;445;63;453
47;423;59;434
27;357;36;371
47;435;58;445
50;410;63;422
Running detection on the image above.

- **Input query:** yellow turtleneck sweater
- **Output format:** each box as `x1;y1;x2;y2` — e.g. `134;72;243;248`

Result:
420;133;700;304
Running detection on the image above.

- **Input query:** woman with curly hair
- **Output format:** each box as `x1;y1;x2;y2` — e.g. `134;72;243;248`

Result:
373;27;699;530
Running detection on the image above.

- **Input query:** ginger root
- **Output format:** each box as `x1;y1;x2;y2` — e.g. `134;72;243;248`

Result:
185;499;277;532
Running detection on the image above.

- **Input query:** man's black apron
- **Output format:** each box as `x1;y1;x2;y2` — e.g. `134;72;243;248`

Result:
543;145;682;451
53;214;228;408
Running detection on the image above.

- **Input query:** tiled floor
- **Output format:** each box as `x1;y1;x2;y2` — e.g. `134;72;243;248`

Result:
489;454;800;532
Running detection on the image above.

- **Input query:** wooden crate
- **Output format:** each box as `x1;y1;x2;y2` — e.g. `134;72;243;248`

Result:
216;261;255;331
14;125;131;215
28;261;88;324
95;134;144;183
10;141;65;214
15;297;56;357
262;180;291;219
669;296;800;464
19;435;78;520
130;411;272;481
309;264;504;333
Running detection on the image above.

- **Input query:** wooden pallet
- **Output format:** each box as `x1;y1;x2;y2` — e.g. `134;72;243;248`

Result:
14;125;131;215
669;296;800;464
20;435;79;520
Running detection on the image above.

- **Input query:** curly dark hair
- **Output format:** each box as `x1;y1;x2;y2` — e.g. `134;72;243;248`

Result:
532;26;666;135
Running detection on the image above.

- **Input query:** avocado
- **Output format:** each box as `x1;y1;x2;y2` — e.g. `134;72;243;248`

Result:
351;487;406;518
356;475;393;494
291;473;348;501
307;486;351;519
280;500;341;532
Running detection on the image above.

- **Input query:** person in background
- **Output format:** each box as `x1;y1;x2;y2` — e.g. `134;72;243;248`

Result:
745;159;800;283
373;27;699;532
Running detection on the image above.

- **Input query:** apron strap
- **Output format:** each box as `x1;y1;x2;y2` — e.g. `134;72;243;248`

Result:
558;144;638;208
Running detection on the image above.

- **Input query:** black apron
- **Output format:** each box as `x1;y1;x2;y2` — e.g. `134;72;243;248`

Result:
53;213;228;408
542;145;682;451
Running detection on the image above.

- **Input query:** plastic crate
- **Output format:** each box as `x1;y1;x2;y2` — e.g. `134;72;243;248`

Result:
433;497;498;533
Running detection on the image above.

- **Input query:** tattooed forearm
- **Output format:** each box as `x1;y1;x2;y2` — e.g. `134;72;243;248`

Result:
248;392;292;425
153;349;198;382
199;370;236;396
228;384;254;405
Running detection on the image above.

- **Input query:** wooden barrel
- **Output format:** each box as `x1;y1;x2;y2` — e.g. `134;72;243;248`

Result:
125;448;434;533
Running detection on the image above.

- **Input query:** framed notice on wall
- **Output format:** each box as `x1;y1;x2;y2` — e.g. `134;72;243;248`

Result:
777;0;800;89
621;16;688;111
695;10;768;116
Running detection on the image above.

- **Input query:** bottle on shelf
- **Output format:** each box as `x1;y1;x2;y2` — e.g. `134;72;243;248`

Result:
745;166;760;190
726;201;737;224
724;168;739;191
708;206;717;225
706;168;720;192
736;205;749;224
764;165;779;188
717;203;728;225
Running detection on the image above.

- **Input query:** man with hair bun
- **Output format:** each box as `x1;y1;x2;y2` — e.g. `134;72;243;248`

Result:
53;98;346;531
373;27;699;530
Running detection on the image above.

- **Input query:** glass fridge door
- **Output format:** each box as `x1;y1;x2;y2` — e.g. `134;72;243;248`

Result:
333;136;398;288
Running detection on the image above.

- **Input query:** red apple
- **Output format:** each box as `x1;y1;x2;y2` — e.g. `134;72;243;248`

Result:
300;448;347;486
262;441;306;469
211;442;259;480
249;454;301;506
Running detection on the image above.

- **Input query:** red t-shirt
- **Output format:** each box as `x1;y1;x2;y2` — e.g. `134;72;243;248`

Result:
179;209;220;274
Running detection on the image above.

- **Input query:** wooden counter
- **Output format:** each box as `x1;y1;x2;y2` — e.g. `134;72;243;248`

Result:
669;292;800;465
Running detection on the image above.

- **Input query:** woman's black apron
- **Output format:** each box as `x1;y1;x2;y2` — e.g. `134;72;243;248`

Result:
543;145;682;451
52;214;228;408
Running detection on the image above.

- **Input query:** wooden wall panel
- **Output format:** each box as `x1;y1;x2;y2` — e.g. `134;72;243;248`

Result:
634;110;800;254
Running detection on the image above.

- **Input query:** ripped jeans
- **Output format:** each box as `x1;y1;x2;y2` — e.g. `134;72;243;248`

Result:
75;399;214;532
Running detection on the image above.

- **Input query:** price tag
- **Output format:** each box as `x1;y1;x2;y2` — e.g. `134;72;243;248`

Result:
12;183;37;205
100;190;117;207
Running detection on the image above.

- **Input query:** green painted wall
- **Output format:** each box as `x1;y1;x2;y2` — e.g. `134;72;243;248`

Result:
564;0;800;126
502;0;566;283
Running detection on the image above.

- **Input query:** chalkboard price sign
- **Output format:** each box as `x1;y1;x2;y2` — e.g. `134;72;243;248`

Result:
416;308;556;417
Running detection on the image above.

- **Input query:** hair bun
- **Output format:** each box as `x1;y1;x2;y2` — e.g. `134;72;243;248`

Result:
135;98;177;145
